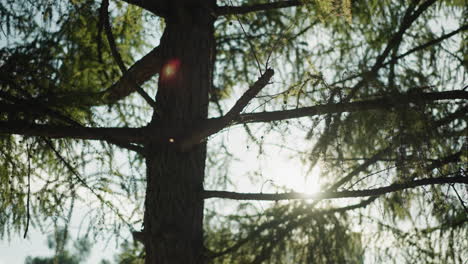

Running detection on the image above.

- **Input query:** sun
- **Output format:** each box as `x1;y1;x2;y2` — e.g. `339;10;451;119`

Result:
266;156;322;195
222;126;323;196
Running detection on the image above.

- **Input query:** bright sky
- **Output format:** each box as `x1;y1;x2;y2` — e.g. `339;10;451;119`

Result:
0;227;118;263
0;203;121;263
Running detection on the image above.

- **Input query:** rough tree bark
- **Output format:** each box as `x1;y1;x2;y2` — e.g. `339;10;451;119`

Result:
143;1;216;263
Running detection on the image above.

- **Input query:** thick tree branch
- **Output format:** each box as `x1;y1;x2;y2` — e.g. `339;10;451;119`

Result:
0;97;145;153
100;46;162;104
101;0;159;109
0;92;82;126
118;0;167;17
41;45;162;107
175;90;466;151
224;68;275;120
0;121;147;143
234;90;468;124
203;176;468;201
178;69;274;151
217;0;301;16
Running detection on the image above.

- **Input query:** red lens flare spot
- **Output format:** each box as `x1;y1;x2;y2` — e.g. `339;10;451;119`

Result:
161;59;181;81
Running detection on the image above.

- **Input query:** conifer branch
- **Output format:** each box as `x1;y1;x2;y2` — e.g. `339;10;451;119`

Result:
203;176;468;201
0;121;147;144
383;24;468;67
234;90;468;124
209;196;377;259
23;143;31;239
43;138;134;230
336;0;437;102
39;44;162;107
224;68;274;120
0;92;146;153
217;0;302;16
330;23;468;87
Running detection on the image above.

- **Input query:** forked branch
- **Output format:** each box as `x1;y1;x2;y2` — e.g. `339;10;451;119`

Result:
100;46;161;104
178;69;274;151
101;0;158;109
383;23;468;67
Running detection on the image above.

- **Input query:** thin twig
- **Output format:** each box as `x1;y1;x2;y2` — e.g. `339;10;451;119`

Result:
23;141;31;239
226;0;263;75
451;184;468;214
383;24;468;67
42;138;133;229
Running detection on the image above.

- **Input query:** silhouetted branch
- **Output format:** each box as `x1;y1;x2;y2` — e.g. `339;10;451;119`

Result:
383;24;468;67
178;69;274;151
224;69;274;120
203;176;467;201
118;0;167;17
0;121;147;143
234;90;468;124
217;0;301;16
341;0;437;101
101;0;158;109
132;231;145;244
23;142;31;238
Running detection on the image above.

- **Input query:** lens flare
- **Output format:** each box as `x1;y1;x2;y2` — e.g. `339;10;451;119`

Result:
161;59;181;81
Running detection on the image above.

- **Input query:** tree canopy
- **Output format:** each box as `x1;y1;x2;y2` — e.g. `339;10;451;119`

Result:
1;0;467;263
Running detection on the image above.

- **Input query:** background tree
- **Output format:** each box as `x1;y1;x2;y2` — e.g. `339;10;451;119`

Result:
1;0;466;263
100;241;145;264
24;227;91;264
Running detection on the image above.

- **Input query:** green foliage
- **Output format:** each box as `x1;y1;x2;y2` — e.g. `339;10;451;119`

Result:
205;201;364;263
1;0;466;263
0;0;148;240
114;241;145;264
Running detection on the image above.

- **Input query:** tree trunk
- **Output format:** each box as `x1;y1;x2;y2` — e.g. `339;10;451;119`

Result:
144;1;215;263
